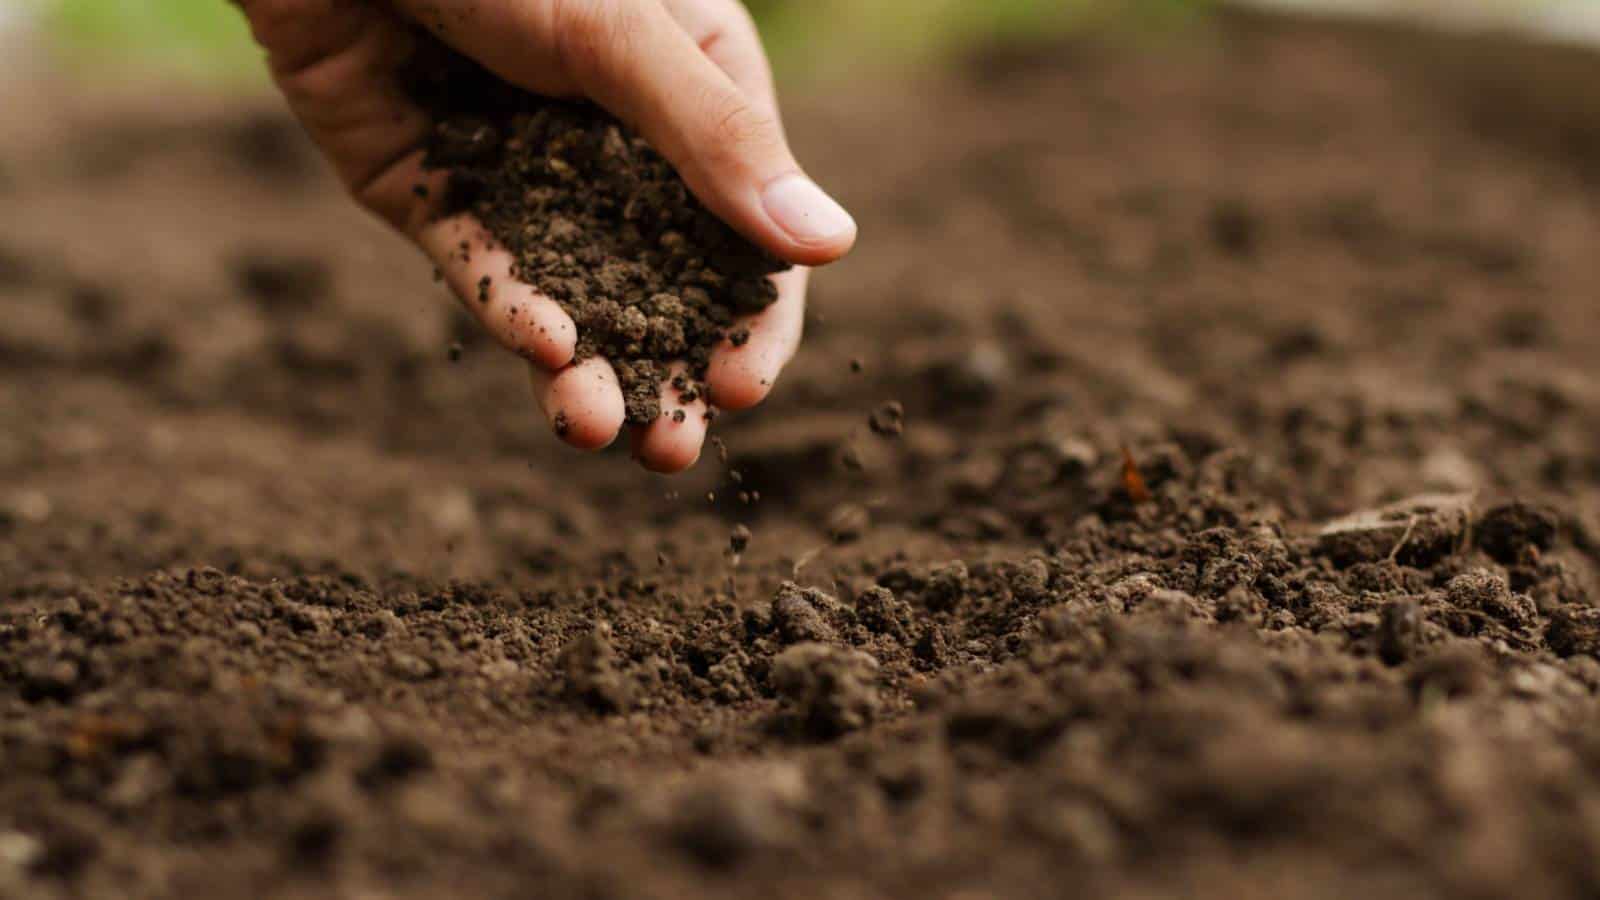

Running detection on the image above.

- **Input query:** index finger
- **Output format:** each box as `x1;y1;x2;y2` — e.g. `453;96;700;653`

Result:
706;267;807;410
416;213;578;372
659;0;781;115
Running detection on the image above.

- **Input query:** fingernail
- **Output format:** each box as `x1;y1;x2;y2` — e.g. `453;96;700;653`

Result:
762;174;856;245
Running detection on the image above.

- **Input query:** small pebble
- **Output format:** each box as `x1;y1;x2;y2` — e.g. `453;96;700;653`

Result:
869;402;905;437
826;504;869;544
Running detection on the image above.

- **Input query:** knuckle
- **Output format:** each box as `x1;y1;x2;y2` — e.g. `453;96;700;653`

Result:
551;0;641;86
348;168;407;229
696;0;761;61
700;92;779;168
248;0;379;76
722;0;760;41
238;0;322;45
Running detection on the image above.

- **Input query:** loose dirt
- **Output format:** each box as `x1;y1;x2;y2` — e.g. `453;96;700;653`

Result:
405;36;789;424
5;10;1600;900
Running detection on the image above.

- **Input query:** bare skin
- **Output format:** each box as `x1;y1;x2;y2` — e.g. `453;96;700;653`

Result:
237;0;857;473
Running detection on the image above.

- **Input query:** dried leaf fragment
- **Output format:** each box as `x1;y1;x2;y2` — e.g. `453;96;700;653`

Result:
1120;445;1151;504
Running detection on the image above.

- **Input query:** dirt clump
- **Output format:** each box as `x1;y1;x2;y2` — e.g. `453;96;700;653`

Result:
403;37;788;424
558;623;633;713
770;582;842;645
1316;493;1475;566
868;401;905;437
1477;500;1559;564
771;643;881;739
1547;606;1600;658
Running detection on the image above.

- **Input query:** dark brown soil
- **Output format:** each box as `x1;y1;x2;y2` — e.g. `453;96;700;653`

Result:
6;10;1600;899
405;37;789;424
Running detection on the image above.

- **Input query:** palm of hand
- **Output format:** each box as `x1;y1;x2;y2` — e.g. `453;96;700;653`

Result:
240;0;853;472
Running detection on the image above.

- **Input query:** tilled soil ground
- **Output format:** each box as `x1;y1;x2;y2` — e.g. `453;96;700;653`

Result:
6;10;1600;899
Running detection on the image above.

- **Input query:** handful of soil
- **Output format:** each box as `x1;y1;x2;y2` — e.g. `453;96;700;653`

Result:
402;37;790;424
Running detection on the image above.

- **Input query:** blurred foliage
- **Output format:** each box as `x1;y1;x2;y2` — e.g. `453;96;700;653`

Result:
31;0;1210;86
43;0;265;82
757;0;1207;73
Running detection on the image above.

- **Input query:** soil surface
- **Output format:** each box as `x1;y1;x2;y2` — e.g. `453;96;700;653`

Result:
6;10;1600;899
405;37;788;424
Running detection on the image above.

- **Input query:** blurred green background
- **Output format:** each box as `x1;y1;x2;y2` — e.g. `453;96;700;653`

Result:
29;0;1595;86
29;0;1209;86
41;0;264;81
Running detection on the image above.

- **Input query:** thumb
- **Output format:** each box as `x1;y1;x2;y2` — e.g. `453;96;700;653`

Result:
564;3;857;266
397;0;856;267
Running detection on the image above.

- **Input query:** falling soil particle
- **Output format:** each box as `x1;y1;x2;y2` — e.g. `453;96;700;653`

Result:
729;524;752;555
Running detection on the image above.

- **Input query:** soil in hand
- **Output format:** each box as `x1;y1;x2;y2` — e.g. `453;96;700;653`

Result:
403;36;789;424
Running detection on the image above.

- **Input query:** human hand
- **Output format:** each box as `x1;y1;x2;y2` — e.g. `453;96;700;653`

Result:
239;0;857;472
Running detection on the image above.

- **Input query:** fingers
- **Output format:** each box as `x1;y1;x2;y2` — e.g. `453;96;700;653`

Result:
530;357;626;451
245;0;431;228
418;216;577;371
562;1;856;267
707;267;808;411
630;364;710;474
249;0;832;464
659;0;779;115
390;0;856;267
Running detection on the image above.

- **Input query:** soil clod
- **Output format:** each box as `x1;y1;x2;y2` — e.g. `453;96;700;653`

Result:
558;624;632;713
771;643;881;740
869;402;905;437
1317;493;1475;567
403;37;789;424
